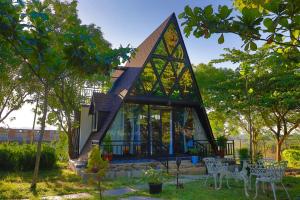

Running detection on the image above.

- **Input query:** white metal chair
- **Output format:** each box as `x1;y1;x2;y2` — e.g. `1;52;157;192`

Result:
203;157;229;190
254;161;290;200
219;160;250;197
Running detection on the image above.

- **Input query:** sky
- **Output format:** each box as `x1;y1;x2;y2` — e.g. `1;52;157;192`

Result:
3;0;244;129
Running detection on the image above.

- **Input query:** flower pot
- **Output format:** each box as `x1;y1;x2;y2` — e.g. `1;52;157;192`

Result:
148;183;162;194
108;153;113;161
191;155;199;165
219;149;225;158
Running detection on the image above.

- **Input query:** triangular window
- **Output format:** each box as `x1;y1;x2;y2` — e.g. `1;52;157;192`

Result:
164;23;178;55
129;21;198;102
153;40;168;56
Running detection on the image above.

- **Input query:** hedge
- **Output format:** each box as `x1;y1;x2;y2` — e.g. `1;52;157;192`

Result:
0;143;57;171
282;149;300;168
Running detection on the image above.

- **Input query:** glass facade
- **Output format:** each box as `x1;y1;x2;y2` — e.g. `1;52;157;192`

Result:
103;103;207;156
129;22;198;101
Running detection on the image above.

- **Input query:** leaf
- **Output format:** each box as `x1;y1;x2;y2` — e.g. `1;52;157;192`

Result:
178;12;185;19
218;6;232;20
263;18;273;30
279;18;289;28
218;34;224;44
204;5;213;18
250;41;257;51
184;6;193;16
248;88;254;94
244;42;250;51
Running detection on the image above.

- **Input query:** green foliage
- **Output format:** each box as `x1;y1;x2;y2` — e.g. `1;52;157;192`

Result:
179;0;300;50
254;151;263;163
86;146;108;176
216;135;228;149
238;148;249;161
52;131;69;162
143;168;168;184
189;147;199;155
102;135;113;153
282;149;300;168
0;143;56;171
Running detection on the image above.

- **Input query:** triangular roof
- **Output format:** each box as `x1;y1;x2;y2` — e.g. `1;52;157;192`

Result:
79;13;217;158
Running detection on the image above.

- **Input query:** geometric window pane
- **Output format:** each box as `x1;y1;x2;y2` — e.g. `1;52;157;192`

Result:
153;39;168;56
140;62;157;93
130;78;145;96
172;62;185;77
164;23;178;55
152;82;165;97
179;69;195;97
161;62;176;95
170;83;182;100
173;43;184;60
152;58;166;76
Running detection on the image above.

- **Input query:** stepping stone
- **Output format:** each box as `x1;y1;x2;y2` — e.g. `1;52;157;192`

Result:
103;187;136;196
120;196;162;200
41;193;92;200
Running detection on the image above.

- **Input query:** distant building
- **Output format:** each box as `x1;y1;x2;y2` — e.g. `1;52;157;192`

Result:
0;128;59;143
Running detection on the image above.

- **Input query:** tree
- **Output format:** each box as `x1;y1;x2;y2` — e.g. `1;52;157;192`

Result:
212;46;300;161
0;0;131;189
0;38;31;125
194;63;262;158
179;0;300;50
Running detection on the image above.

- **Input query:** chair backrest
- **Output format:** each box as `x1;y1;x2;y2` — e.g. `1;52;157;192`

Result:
267;161;287;182
203;157;217;174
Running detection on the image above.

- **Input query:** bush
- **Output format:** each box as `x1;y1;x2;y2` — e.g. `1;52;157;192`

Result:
0;143;57;171
238;148;249;161
282;149;300;168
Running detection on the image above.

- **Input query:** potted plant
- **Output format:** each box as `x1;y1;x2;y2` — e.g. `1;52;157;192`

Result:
216;135;228;158
86;146;109;200
143;168;168;194
103;136;113;161
189;147;199;165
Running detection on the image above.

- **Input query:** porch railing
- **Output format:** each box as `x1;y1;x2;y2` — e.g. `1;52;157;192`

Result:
98;139;235;159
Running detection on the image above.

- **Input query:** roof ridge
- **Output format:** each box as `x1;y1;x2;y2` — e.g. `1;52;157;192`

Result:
125;13;174;68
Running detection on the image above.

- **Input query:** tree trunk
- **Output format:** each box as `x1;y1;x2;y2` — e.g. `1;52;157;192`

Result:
276;140;283;161
31;85;48;190
67;127;78;159
31;95;39;144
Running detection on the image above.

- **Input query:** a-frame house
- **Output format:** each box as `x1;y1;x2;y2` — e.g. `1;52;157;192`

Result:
78;13;217;160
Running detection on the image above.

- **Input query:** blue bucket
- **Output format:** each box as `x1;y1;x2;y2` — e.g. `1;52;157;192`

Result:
191;156;199;165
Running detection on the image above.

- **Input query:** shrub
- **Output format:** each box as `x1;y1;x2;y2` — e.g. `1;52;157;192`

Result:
216;135;227;149
238;148;249;161
282;149;300;168
0;143;57;171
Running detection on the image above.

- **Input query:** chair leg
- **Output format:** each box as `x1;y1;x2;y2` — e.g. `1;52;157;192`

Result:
226;174;231;189
204;175;209;186
262;182;266;193
249;174;253;190
270;182;277;200
254;180;259;199
243;177;249;197
213;174;218;190
281;182;291;200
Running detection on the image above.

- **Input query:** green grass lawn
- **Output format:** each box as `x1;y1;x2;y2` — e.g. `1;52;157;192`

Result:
0;164;299;200
117;175;300;200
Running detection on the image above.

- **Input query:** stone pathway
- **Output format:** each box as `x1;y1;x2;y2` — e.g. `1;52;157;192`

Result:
120;196;162;200
103;187;137;196
41;193;92;200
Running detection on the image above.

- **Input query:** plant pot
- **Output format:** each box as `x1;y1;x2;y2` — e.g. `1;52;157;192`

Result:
108;153;113;161
191;155;199;165
219;149;225;158
148;183;162;194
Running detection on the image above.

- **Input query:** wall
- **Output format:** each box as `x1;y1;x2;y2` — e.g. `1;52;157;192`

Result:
79;105;92;153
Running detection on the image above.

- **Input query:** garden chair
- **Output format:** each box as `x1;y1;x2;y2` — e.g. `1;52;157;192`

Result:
249;158;276;190
203;157;229;190
254;161;290;200
219;160;250;197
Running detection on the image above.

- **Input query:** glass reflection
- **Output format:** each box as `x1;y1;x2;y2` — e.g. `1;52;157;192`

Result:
140;62;157;93
161;62;175;95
